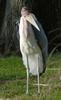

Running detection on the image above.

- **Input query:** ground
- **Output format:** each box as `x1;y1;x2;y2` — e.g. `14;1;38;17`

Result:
0;52;61;100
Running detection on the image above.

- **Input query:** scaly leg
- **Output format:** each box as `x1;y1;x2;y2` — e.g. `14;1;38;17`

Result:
26;55;29;94
37;55;40;94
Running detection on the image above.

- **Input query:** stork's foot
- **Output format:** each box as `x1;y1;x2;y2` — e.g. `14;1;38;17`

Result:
38;91;40;95
26;90;29;95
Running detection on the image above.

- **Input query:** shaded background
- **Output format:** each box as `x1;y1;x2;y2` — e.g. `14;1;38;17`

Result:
0;0;61;56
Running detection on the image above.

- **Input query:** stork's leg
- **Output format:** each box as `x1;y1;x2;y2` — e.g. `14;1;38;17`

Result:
26;55;29;94
37;70;40;94
26;67;29;94
37;55;40;94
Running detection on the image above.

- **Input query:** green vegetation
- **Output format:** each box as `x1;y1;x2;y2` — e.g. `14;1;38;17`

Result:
0;53;61;100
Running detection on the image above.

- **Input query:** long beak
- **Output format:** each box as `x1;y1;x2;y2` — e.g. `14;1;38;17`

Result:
26;15;40;31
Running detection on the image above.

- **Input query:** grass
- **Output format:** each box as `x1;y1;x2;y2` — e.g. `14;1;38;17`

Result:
0;53;61;100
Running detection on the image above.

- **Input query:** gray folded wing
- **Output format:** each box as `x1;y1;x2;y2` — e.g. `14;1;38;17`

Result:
32;20;48;66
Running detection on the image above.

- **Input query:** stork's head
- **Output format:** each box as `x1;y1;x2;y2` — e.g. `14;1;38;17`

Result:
21;6;31;17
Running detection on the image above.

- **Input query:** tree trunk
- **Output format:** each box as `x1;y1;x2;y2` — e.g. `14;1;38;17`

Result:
0;0;33;56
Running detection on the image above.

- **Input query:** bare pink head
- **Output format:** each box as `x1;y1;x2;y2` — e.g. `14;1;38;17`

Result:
21;6;31;17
